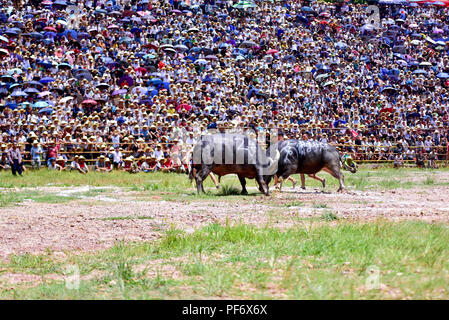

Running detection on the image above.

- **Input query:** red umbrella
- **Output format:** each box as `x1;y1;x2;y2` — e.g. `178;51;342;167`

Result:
81;99;97;105
320;20;329;25
380;107;393;114
135;67;147;74
176;103;192;112
266;49;279;55
43;26;57;32
145;43;158;50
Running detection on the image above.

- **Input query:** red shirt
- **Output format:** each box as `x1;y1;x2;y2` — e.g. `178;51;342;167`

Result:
47;143;60;158
162;159;173;168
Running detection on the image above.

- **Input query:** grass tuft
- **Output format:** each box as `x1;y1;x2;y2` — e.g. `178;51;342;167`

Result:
217;184;241;196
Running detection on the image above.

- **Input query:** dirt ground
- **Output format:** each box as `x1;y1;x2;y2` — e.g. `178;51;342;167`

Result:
1;185;449;261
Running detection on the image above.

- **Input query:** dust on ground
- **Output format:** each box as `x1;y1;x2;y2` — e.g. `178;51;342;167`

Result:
0;185;449;260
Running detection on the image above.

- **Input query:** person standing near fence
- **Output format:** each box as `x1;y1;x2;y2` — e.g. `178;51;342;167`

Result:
30;141;43;169
7;141;23;176
46;140;60;168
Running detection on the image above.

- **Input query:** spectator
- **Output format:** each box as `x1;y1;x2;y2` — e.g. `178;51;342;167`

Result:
30;141;43;169
55;157;67;171
75;156;89;174
95;155;112;172
7;141;23;176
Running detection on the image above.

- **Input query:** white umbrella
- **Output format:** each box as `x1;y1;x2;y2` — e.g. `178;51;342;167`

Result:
60;96;74;103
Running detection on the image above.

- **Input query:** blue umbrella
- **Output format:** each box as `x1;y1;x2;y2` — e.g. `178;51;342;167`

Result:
7;68;23;75
119;36;132;43
436;72;449;79
10;91;27;97
301;7;315;13
63;30;78;39
53;0;68;6
78;32;90;39
4;29;18;36
25;81;44;87
38;60;55;69
195;59;208;65
74;70;93;81
24;88;40;94
1;74;15;82
29;32;43;39
413;69;428;75
44;31;57;38
335;41;347;49
39;77;55;84
38;107;53;114
57;63;72;70
96;83;109;89
8;83;21;90
101;57;114;64
112;89;127;95
33;101;49;108
149;78;163;85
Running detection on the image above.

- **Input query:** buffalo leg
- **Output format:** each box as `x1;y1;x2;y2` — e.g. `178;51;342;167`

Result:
323;166;346;192
238;175;248;195
307;174;326;188
256;174;270;196
195;166;211;194
279;166;298;193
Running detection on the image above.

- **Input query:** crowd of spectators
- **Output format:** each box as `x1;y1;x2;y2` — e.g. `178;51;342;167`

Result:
1;0;449;175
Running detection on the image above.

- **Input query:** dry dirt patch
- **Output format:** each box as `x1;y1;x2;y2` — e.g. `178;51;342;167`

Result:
0;186;449;259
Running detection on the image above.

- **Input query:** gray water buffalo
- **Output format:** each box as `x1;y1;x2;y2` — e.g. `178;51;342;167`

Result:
190;133;279;195
276;140;357;192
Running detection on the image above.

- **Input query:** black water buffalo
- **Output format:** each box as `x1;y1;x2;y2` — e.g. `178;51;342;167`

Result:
276;139;356;192
190;133;279;195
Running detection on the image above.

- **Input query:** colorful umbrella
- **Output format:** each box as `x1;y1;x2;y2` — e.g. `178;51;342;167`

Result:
81;99;97;105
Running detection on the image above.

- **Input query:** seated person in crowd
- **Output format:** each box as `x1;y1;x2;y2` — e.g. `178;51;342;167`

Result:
0;153;11;170
76;156;89;174
70;155;79;171
122;157;139;173
140;156;151;172
148;157;159;172
161;156;175;173
48;158;58;170
55;156;67;171
95;155;112;172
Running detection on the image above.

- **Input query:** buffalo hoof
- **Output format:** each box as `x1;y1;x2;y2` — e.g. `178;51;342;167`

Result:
241;190;248;195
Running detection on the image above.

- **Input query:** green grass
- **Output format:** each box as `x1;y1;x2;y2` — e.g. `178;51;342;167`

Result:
1;221;449;299
0;167;448;196
217;184;241;196
0;167;448;207
321;211;339;221
284;201;303;208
